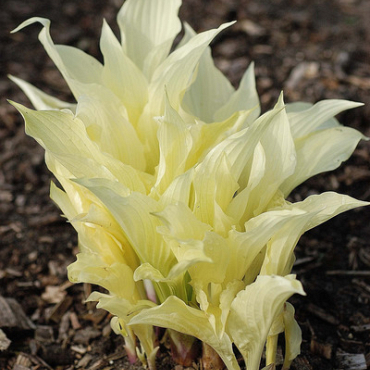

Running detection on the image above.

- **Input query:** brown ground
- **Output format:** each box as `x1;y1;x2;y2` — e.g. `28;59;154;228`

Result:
1;0;370;369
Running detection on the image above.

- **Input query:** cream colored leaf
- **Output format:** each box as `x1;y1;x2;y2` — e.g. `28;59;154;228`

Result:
129;296;241;370
137;21;235;173
241;93;296;217
224;208;305;284
76;86;146;171
185;110;255;171
260;192;369;276
11;102;149;193
181;24;235;122
219;280;245;335
280;126;365;196
201;96;284;187
100;20;148;124
75;178;176;276
149;21;235;112
8;75;75;111
155;202;211;241
117;0;182;72
228;275;305;370
12;18;102;99
227;142;266;226
286;101;337;131
259;212;314;276
193;152;239;233
96;297;157;370
154;96;193;194
158;169;195;208
154;204;213;284
51;182;140;270
68;253;139;299
287;99;363;138
87;292;155;324
188;231;230;285
282;303;302;370
284;191;369;231
191;103;282;231
214;63;260;123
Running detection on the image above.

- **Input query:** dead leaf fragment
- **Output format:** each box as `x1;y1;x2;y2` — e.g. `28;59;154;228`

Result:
42;285;67;304
336;352;367;370
0;328;11;351
0;296;35;330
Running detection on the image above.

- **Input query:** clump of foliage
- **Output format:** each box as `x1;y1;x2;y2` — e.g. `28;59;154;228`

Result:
10;0;368;369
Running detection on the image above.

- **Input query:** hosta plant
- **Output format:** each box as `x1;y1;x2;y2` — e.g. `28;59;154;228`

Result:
10;0;368;369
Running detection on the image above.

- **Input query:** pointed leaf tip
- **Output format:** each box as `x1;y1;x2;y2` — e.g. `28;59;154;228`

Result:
11;17;50;34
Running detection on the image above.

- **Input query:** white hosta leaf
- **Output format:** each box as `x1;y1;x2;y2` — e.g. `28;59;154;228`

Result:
227;142;266;227
117;0;182;72
49;165;110;220
68;253;139;299
227;275;305;370
71;214;129;266
181;23;235;123
129;296;241;370
224;208;305;284
260;192;369;276
49;181;79;219
193;152;238;234
88;292;156;322
219;280;245;336
88;291;157;368
188;231;230;285
12;18;103;99
12;103;96;158
265;310;284;366
158;168;195;208
51;182;141;270
134;202;213;286
175;21;194;49
241;93;296;217
201;95;285;188
133;257;211;304
154;203;213;278
133;263;169;282
89;292;134;322
111;320;137;363
137;21;235;173
190;281;224;335
11;102;150;193
185;110;255;171
149;21;235;113
76;86;146;171
75;178;176;277
282;303;302;370
8;75;75;112
155;202;211;241
192;102;282;231
214;63;260;123
287;99;363;138
286;101;339;132
100;20;148;124
154;97;193;194
129;324;159;370
284;191;369;232
280;126;365;196
260;212;314;276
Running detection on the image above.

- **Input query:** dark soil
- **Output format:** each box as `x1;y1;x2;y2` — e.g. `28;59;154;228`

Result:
1;0;370;369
